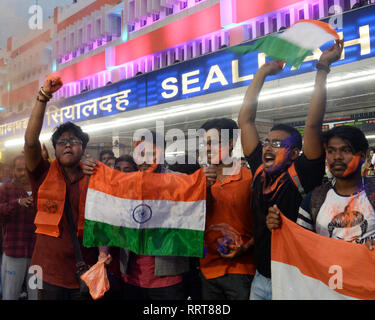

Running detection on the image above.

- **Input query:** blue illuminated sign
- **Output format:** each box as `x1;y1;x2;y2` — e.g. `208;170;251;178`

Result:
1;4;375;138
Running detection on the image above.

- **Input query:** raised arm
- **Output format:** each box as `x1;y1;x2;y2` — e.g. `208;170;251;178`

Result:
24;76;63;172
303;40;344;160
238;61;284;156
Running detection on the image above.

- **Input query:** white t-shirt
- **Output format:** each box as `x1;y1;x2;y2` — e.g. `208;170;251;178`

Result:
316;189;375;244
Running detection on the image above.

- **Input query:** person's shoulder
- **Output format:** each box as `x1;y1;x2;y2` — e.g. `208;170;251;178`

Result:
294;152;325;179
308;182;333;207
240;166;253;179
297;152;325;163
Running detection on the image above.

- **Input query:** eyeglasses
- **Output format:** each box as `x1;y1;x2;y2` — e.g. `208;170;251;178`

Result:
261;139;286;148
56;138;82;146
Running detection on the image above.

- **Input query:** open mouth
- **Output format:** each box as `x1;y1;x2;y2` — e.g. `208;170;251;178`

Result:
263;153;275;167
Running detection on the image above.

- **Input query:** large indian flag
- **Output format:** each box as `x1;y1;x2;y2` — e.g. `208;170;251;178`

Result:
83;163;206;257
232;20;339;68
271;214;375;300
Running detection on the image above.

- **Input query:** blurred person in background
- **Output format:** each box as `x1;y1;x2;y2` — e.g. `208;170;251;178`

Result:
99;150;115;165
0;155;37;300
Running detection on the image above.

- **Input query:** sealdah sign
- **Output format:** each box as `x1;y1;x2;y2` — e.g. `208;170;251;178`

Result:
161;60;254;99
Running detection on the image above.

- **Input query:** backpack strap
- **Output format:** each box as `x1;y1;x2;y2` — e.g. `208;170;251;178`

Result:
287;162;305;197
309;182;332;229
253;162;306;197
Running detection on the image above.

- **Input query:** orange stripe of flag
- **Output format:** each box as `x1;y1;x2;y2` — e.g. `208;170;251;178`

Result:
88;163;206;202
295;19;340;39
272;213;375;300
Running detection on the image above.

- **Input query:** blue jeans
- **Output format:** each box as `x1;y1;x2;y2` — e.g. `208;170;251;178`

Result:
249;270;272;300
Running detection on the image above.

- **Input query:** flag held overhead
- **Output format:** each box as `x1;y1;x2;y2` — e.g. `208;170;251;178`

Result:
231;20;339;68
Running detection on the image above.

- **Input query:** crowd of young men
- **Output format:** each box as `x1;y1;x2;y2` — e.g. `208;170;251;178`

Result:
1;39;374;300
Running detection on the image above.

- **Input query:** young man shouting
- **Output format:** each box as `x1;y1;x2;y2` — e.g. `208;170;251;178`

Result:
267;125;375;250
238;40;343;300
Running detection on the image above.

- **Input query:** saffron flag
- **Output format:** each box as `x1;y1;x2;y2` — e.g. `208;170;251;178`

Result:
83;163;206;257
271;214;375;300
231;20;339;68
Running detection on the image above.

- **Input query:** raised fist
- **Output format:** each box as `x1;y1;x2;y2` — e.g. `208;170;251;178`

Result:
42;75;63;95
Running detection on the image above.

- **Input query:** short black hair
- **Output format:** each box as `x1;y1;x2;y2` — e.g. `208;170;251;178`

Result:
51;121;89;149
200;118;239;141
323;125;369;153
270;124;302;150
99;150;115;161
115;155;138;171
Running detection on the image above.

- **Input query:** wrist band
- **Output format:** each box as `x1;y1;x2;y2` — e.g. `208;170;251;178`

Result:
316;62;331;73
36;94;49;103
39;87;53;100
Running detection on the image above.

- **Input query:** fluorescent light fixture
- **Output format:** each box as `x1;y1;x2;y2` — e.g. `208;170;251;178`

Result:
81;99;241;134
4;100;241;148
4;132;52;148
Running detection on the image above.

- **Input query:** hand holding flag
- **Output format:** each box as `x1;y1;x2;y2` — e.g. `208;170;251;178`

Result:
231;20;340;69
266;204;281;231
318;39;344;67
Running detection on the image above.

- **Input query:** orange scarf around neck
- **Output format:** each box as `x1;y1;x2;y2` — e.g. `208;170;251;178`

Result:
34;159;87;237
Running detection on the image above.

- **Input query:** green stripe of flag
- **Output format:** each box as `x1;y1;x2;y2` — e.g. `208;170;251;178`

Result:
83;219;204;258
231;35;313;68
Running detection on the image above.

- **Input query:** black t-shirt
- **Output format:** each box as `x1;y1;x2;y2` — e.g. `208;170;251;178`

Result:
246;143;325;278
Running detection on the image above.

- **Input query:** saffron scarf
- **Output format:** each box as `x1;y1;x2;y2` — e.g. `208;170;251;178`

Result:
35;159;87;237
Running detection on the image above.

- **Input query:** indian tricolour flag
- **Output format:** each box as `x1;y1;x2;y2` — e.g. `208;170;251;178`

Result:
83;163;206;257
232;20;339;68
271;214;375;300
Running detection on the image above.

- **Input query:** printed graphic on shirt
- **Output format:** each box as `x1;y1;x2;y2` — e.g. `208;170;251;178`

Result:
316;189;375;244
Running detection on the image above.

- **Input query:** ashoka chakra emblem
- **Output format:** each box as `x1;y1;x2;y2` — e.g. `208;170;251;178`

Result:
132;204;152;224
